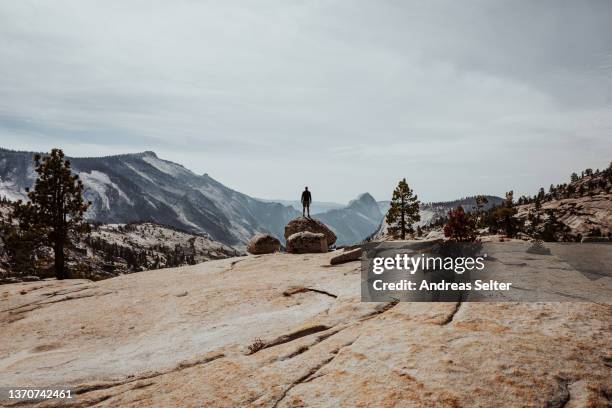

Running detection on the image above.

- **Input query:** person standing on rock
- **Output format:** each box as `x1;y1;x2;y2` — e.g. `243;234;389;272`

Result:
301;186;312;217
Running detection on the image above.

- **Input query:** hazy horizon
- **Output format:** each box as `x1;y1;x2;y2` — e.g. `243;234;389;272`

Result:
2;145;605;206
1;1;611;202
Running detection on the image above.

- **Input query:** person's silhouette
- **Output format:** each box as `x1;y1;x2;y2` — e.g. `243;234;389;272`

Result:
301;186;312;217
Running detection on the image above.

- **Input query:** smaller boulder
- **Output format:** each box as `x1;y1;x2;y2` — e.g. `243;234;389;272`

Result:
330;247;363;265
286;232;328;254
247;234;281;254
581;236;610;243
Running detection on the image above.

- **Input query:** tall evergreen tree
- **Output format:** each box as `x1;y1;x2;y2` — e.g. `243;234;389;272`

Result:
537;187;545;201
534;196;542;211
13;149;90;279
385;178;420;239
570;172;579;183
539;209;569;242
474;195;489;227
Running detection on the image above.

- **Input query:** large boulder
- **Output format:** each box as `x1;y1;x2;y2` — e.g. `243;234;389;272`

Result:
247;234;281;254
284;217;337;247
286;232;328;254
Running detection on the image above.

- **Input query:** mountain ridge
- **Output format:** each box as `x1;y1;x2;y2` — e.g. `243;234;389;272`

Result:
0;148;388;246
0;148;299;246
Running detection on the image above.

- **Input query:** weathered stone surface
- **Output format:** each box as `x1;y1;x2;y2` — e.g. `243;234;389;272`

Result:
581;236;610;243
0;245;610;407
286;231;328;253
516;193;612;238
284;217;337;246
246;233;281;254
330;247;363;265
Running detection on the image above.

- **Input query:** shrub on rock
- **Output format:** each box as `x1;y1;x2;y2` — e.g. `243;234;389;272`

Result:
286;232;328;254
284;217;336;247
247;234;281;255
526;239;551;255
444;206;477;242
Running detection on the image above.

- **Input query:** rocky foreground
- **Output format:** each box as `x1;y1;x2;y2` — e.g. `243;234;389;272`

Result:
1;248;611;407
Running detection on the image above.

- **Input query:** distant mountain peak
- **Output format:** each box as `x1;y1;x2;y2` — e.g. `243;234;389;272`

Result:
141;150;158;158
347;192;377;208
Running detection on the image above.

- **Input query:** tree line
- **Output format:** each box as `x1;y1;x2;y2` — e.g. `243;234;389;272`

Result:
384;162;612;243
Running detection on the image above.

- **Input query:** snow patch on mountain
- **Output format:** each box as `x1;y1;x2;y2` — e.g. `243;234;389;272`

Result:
125;162;157;185
174;206;205;233
142;154;190;178
80;170;133;210
0;179;27;201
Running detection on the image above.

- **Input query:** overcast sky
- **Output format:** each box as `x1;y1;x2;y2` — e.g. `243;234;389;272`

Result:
1;1;611;203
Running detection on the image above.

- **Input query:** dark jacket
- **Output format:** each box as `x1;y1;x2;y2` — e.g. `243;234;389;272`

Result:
301;190;312;205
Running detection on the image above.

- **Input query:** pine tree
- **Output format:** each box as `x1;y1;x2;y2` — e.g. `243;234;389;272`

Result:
505;190;514;207
474;195;488;226
538;187;545;201
539;209;569;242
570;172;579;183
13;149;90;279
385;178;420;240
486;191;522;238
534;196;542;211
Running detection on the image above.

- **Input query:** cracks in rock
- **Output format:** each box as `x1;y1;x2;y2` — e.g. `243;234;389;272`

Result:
251;298;398;362
271;339;357;408
2;292;114;319
315;328;343;342
281;327;345;360
359;298;399;321
68;353;225;406
41;286;92;298
284;345;310;359
263;298;399;361
545;377;571;408
173;354;225;371
250;325;332;355
440;299;463;325
301;372;327;383
271;356;335;408
76;354;225;393
283;286;337;299
277;299;400;361
228;258;246;271
75;381;155;408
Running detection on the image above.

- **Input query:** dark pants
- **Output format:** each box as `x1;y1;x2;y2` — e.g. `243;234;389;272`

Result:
302;202;310;217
